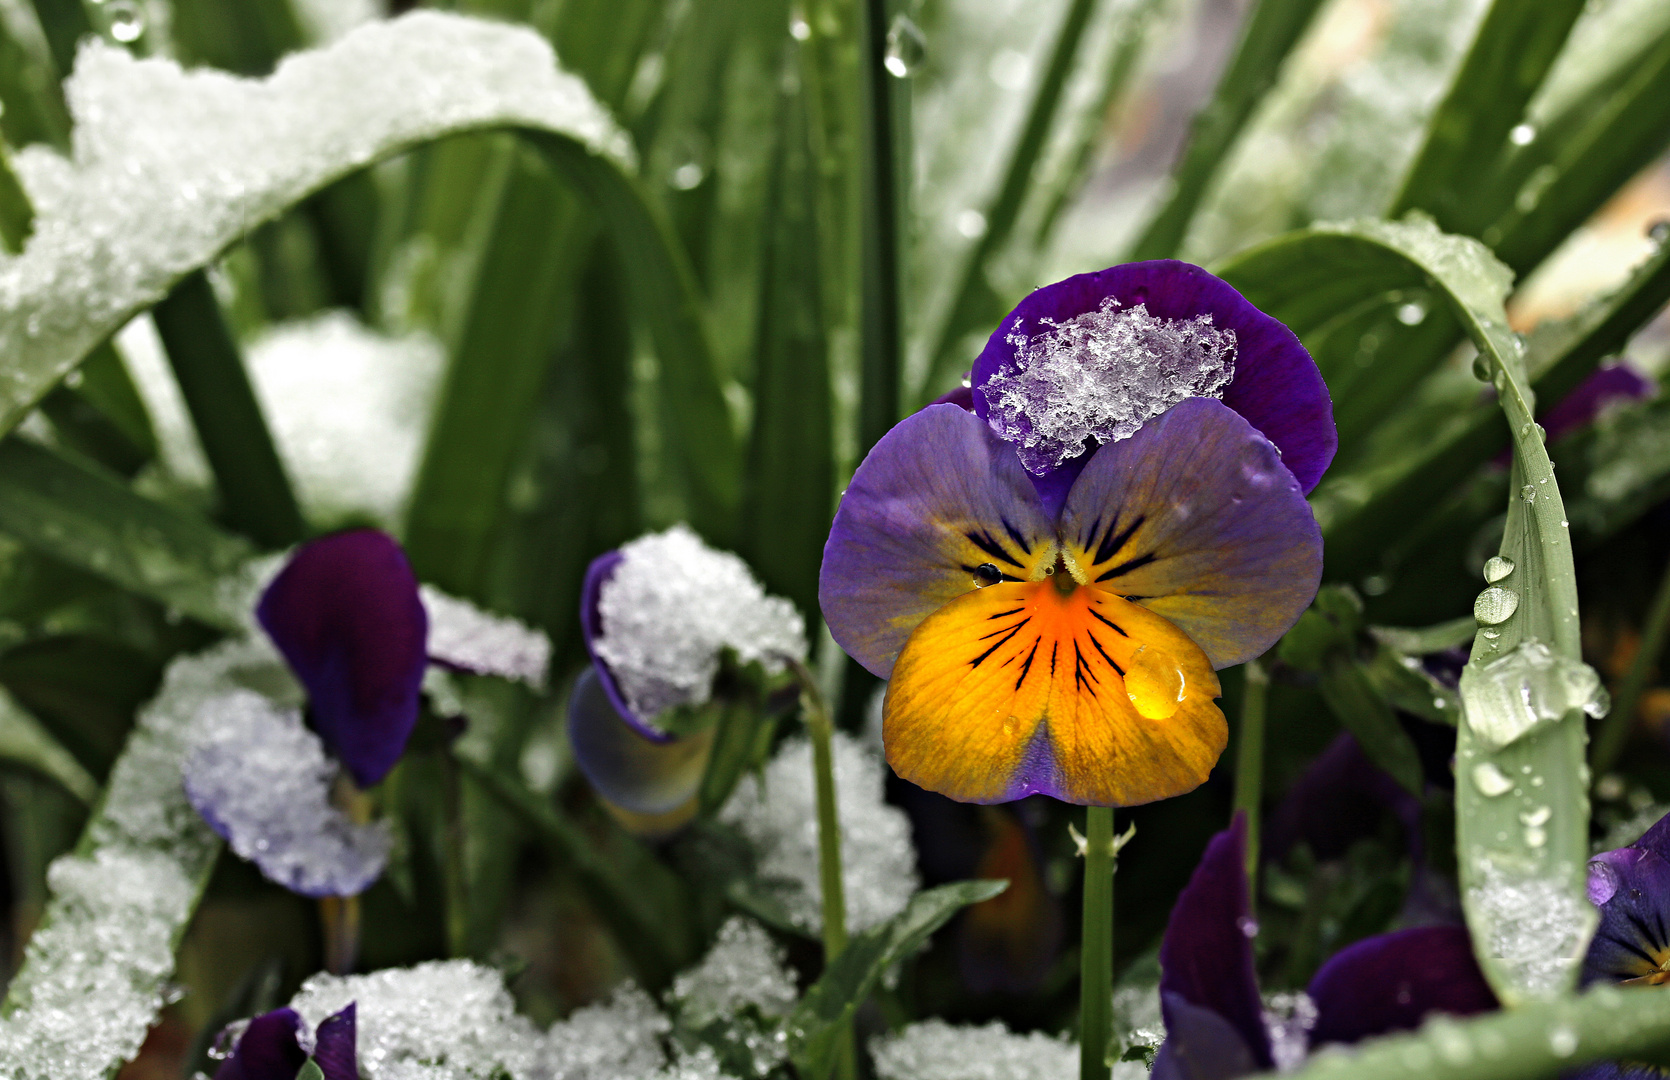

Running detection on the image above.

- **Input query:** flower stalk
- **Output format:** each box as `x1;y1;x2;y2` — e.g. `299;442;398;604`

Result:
1233;659;1268;880
1079;805;1116;1080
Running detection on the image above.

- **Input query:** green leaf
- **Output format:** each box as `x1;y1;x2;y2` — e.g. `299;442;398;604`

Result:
151;269;306;548
1388;0;1587;235
0;682;97;803
788;880;1009;1080
1125;0;1329;261
855;0;905;457
294;1059;325;1080
1316;658;1425;796
404;143;592;597
1268;982;1670;1080
737;62;832;622
0;437;252;629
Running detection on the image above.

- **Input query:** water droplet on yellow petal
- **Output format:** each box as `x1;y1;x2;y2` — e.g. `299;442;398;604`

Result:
1124;644;1185;720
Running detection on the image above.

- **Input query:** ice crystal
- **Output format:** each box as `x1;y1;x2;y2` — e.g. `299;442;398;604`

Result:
421;585;551;689
721;732;918;933
591;526;807;722
0;638;288;1079
0;12;629;434
671;918;797;1026
1464;858;1595;1000
1261;992;1317;1072
290;961;543;1080
1459;640;1608;751
182;689;391;897
982;299;1236;474
538;984;671;1080
871;1020;1085;1080
246;313;444;528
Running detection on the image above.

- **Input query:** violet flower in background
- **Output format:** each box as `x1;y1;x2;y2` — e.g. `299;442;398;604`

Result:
215;1004;357;1080
1154;814;1495;1080
182;529;551;897
1490;361;1656;467
573;525;806;830
1574;810;1670;1079
822;260;1331;806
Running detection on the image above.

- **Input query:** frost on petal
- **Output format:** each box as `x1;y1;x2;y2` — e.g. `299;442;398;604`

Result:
246;313;444;529
0;12;631;435
289;961;543;1080
421;586;551;689
591;526;807;722
981;299;1235;475
539;983;671;1080
871;1019;1119;1080
183;690;391;898
721;733;918;933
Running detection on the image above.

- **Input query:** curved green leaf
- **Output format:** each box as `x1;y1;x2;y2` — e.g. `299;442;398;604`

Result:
0;682;96;803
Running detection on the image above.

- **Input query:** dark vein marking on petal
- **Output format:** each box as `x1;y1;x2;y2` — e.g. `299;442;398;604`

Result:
972;624;1025;668
1086;629;1125;677
1050;642;1058;676
1097;551;1158;581
987;608;1024;620
1089;607;1128;637
965;529;1025;569
979;617;1031;641
1094;514;1146;567
1002;518;1032;554
1016;638;1041;690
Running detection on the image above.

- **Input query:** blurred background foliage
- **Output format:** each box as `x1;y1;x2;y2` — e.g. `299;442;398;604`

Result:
0;0;1666;1074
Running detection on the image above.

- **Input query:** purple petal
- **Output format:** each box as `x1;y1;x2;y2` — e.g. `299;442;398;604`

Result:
580;550;675;742
971;261;1335;493
214;1008;307;1080
819;404;1055;679
1568;1064;1669;1080
932;384;975;410
1635;807;1670;861
1265;734;1421;864
183;690;391;898
313;1004;359;1080
1159;813;1272;1070
568;666;712;818
1581;846;1670;986
1307;926;1496;1046
1542;363;1655;443
1058;398;1323;669
257;530;428;788
1152;992;1260;1080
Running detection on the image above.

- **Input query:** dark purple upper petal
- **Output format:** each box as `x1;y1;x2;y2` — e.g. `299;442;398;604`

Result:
257;530;428;788
215;1008;307;1080
1307;926;1496;1046
1582;845;1670;986
1636;808;1670;862
578;549;673;741
1266;734;1421;864
971;261;1335;494
312;1004;359;1080
1158;812;1272;1070
1152;991;1260;1080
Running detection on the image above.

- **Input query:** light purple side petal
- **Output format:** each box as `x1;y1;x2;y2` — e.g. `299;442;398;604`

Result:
1581;847;1670;986
183;690;391;899
579;549;672;742
972;261;1335;493
214;1008;307;1080
568;667;711;816
1152;992;1260;1080
313;1004;359;1080
820;404;1055;679
1307;926;1496;1046
1158;813;1272;1070
1060;398;1322;669
256;529;428;788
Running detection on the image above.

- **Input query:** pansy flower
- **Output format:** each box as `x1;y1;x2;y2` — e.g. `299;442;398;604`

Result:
183;529;550;896
574;525;806;831
1153;814;1496;1079
214;1003;357;1080
821;261;1330;805
1575;809;1670;1079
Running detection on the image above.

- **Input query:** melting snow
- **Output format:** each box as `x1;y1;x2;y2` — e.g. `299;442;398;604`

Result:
421;586;551;689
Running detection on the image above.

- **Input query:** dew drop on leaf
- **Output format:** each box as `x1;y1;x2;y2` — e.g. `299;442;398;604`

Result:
1483;555;1514;583
1471;762;1513;797
1474;586;1518;625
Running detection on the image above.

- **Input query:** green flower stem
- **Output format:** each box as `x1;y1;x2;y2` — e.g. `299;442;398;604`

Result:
1592;553;1670;775
1233;659;1268;880
1080;805;1115;1080
792;659;854;1080
320;895;360;975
